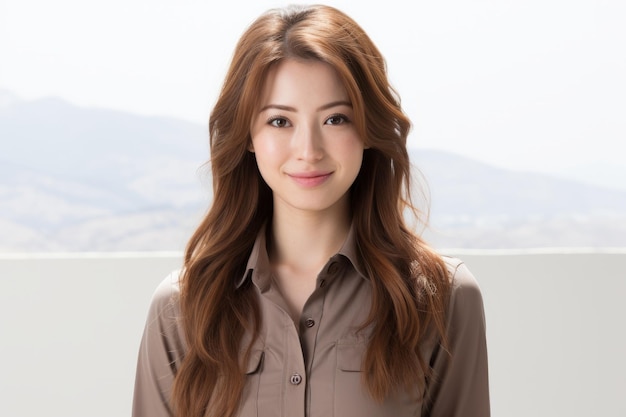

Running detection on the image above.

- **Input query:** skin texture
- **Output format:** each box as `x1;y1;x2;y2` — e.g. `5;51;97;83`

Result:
250;58;364;218
249;59;366;320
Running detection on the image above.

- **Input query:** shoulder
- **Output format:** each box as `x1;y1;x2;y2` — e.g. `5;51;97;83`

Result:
150;270;181;307
139;270;187;361
133;271;186;415
442;256;483;298
441;256;486;323
144;270;183;336
424;256;491;415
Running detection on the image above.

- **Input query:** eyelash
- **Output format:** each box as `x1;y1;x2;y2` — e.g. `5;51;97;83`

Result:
266;114;351;128
325;113;350;125
267;116;291;128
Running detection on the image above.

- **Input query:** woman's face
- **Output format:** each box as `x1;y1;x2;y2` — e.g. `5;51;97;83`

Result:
250;59;364;217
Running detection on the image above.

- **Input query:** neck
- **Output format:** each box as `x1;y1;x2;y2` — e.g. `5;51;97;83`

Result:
268;200;351;274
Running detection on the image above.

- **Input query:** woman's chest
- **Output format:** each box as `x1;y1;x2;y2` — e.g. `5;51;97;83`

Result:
237;273;427;417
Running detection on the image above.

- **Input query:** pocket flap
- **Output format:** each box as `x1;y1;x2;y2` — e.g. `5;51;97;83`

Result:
337;343;364;372
244;349;264;375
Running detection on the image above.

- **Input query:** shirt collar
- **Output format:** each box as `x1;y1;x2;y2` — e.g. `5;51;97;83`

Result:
336;222;369;279
236;221;369;290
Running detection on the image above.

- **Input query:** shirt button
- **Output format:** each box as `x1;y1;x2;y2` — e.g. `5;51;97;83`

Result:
304;318;315;328
328;262;339;274
290;373;302;385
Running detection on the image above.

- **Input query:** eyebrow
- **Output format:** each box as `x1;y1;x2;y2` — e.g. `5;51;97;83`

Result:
259;100;352;113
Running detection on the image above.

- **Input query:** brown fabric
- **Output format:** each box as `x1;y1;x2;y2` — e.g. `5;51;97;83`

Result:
132;227;490;416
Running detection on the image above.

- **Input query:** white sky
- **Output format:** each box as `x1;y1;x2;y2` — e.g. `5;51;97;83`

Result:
1;0;625;181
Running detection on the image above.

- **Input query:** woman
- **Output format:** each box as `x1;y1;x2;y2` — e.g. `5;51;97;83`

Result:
133;4;489;417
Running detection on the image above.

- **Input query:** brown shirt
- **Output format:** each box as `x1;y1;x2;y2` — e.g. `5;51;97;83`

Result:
132;227;490;416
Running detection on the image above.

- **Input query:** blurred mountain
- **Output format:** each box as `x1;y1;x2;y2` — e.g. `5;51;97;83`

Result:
1;91;625;250
0;92;211;251
411;150;626;248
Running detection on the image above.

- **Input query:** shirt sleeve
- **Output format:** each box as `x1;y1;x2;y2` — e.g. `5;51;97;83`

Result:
132;271;186;417
423;259;491;417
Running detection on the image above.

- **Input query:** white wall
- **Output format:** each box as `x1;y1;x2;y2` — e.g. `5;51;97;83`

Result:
0;253;182;417
1;250;624;416
458;250;626;416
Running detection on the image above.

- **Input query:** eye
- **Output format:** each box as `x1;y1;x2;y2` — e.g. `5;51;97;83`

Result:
325;114;350;125
267;116;291;128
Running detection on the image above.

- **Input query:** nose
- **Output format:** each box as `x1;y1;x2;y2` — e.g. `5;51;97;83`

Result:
293;123;324;162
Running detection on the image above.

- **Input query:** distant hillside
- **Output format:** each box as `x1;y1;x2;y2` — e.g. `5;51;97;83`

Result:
1;92;625;250
412;150;626;248
412;149;626;218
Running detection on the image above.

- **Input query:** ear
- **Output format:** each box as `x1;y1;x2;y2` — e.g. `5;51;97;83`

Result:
248;142;255;153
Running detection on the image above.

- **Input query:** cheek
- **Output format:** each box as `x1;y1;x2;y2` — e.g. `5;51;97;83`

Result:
257;139;282;157
336;137;365;170
251;136;286;172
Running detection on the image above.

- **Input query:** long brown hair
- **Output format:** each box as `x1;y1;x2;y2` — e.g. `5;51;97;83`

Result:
173;5;452;416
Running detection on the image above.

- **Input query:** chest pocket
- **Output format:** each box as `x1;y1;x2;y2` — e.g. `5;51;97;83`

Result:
246;349;264;374
238;348;264;416
335;341;372;416
238;345;284;417
337;342;363;372
335;340;423;417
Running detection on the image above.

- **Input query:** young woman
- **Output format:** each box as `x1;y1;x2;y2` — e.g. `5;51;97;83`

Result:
133;5;490;417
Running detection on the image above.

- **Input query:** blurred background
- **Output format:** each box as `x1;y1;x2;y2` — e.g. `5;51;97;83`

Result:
2;0;625;251
1;1;625;416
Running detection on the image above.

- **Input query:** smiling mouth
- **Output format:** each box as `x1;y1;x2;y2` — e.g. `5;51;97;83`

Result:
288;172;333;187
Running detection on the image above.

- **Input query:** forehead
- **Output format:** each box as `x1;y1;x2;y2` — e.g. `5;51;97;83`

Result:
259;59;349;105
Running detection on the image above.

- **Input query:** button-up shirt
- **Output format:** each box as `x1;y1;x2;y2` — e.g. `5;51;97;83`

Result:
132;226;490;416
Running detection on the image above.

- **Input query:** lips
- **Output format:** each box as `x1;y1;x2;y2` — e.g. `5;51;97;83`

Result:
288;171;333;187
